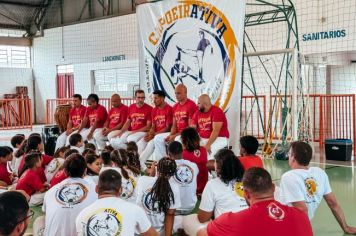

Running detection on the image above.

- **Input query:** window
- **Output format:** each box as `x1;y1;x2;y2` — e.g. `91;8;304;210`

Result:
94;67;139;98
0;45;31;68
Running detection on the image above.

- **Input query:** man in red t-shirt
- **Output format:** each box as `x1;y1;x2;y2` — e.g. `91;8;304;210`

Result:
110;90;152;149
197;168;313;236
191;94;229;160
154;84;198;160
55;94;87;151
93;94;128;150
138;90;173;170
77;94;108;146
238;135;264;170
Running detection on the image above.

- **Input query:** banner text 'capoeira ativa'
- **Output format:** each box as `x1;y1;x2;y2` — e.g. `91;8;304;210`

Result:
137;0;246;150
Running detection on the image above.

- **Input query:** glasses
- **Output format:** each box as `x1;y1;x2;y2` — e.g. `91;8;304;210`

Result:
17;209;34;224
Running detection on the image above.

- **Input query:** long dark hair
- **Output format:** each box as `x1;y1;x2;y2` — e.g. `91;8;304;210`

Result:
110;149;140;179
19;151;42;177
181;127;200;152
151;157;177;213
25;135;42;154
15;139;27;158
85;154;100;176
215;149;245;184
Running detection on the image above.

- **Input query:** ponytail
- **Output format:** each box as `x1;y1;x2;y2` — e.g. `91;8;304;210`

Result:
19;151;42;177
126;151;140;176
25;135;42;154
151;157;177;213
15;140;27;158
110;150;129;179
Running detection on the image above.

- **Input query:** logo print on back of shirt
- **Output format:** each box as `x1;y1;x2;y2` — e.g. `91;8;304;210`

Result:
267;203;285;221
304;178;317;198
121;177;136;199
56;183;88;207
85;208;122;236
46;159;60;174
174;164;194;185
142;188;160;213
193;149;201;157
233;182;244;198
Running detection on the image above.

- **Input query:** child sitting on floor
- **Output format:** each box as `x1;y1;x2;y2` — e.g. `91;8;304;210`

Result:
238;135;264;170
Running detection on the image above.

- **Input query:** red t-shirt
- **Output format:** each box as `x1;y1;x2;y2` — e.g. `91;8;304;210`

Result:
128;103;153;131
152;104;173;132
0;163;12;185
85;104;108;128
192;105;229;139
107;105;129;129
18;154;52;176
50;170;68;187
16;169;45;196
183;147;208;194
69;105;87;127
239;155;264;170
207;200;313;236
173;99;197;133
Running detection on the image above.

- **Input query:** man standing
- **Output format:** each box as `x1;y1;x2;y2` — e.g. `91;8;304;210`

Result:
197;168;313;236
94;94;128;150
279;141;356;234
77;94;108;145
110;90;152;149
154;84;197;160
191;94;229;159
55;94;87;151
138;90;173;169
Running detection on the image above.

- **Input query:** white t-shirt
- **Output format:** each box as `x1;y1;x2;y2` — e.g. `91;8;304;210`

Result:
279;167;332;219
76;197;151;236
199;178;248;218
174;159;199;211
136;176;181;232
70;146;84;154
45;158;65;182
100;166;140;203
84;175;99;185
42;177;98;236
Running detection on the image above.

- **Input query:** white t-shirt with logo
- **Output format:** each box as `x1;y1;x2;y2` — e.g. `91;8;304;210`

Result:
174;159;199;211
45;158;65;182
76;197;151;236
279;167;332;219
100;166;140;203
199;178;248;218
136;176;181;232
42;177;98;236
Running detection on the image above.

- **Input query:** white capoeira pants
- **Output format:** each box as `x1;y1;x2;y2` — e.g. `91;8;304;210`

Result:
137;139;155;170
182;214;209;236
33;215;45;236
29;192;46;206
93;130;122;150
154;133;182;160
55;128;90;151
200;137;229;160
110;131;146;149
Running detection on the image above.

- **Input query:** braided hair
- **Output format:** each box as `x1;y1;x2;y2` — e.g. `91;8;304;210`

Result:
151;157;177;213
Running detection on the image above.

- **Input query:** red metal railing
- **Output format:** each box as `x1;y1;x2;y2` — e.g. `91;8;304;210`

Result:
0;99;32;130
241;94;356;154
46;98;136;125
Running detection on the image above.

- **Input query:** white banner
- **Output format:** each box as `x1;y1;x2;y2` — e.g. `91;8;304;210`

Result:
137;0;246;151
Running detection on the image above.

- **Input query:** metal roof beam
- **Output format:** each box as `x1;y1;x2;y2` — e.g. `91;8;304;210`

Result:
0;1;42;8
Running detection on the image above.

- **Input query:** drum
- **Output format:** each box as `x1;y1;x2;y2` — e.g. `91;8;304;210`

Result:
42;125;60;156
54;104;71;132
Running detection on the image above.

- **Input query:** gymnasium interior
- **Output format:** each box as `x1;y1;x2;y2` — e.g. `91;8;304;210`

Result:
0;0;355;235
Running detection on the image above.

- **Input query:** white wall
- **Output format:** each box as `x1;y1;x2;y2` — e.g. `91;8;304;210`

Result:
330;64;356;94
0;68;34;99
33;14;139;123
